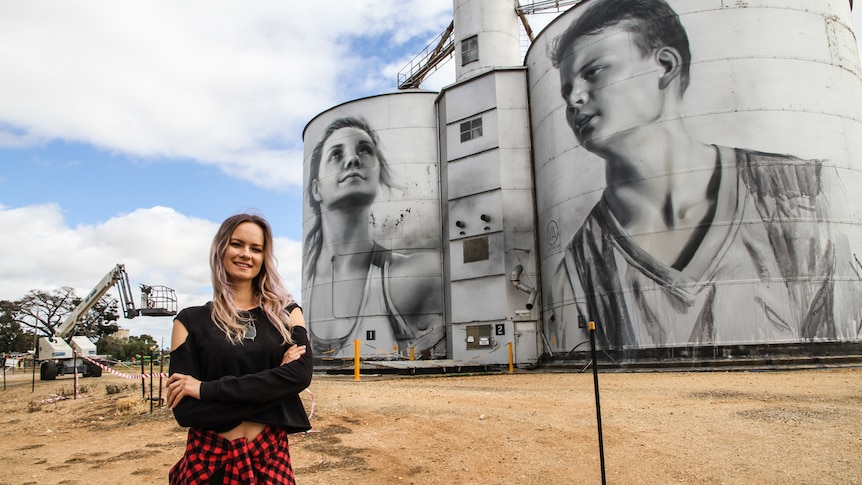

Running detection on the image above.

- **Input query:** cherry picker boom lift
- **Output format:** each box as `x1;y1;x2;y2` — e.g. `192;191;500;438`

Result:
36;264;177;380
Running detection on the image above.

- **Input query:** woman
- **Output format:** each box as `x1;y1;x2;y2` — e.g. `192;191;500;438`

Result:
167;213;312;484
304;117;443;359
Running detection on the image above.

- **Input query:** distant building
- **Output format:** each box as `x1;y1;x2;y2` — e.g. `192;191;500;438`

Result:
111;328;130;341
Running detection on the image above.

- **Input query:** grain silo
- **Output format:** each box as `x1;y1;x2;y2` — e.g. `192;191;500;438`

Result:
528;0;862;359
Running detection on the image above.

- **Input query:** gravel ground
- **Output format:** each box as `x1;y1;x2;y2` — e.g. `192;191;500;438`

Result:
1;366;860;484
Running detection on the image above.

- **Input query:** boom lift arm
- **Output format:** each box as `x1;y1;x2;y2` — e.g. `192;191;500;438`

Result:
53;264;176;338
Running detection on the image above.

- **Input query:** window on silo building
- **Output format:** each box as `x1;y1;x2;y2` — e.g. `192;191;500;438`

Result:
461;35;478;65
460;117;483;142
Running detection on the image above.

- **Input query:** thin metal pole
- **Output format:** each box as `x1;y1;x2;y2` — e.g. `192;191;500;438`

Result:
159;347;165;407
73;351;79;399
31;333;38;392
588;321;606;485
149;358;154;413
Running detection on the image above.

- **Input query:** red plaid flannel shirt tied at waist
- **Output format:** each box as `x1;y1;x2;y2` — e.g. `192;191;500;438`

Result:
170;425;295;484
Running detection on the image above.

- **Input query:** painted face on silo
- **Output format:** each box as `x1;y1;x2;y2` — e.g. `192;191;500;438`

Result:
312;126;382;210
558;22;666;153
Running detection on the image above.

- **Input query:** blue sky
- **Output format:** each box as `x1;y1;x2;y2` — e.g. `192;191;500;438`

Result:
1;142;301;238
1;2;861;346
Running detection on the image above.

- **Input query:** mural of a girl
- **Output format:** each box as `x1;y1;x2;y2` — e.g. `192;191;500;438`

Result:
304;117;443;359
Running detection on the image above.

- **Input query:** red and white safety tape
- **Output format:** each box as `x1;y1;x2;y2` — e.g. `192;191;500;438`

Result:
40;393;68;404
81;356;168;379
305;388;315;420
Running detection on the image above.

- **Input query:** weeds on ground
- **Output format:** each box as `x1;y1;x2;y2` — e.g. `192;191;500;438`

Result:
106;383;131;395
115;395;149;416
54;384;93;397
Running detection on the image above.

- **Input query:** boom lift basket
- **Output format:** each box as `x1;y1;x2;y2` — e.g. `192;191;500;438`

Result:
138;284;178;317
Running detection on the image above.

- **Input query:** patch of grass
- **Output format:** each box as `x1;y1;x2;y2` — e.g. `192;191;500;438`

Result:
115;395;149;416
105;383;131;395
54;383;93;397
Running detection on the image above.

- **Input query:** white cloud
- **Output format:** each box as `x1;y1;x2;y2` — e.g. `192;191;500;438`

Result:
0;203;304;346
0;0;453;190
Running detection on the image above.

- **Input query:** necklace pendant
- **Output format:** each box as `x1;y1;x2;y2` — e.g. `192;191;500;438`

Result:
244;321;257;341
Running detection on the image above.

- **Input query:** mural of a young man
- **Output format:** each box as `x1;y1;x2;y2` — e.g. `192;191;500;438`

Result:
304;117;443;359
549;0;861;350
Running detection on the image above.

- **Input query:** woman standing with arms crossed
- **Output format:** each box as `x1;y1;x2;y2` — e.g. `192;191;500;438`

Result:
166;213;312;484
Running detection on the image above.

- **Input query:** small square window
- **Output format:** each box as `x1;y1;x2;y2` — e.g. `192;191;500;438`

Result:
461;35;478;65
459;117;483;143
466;324;492;349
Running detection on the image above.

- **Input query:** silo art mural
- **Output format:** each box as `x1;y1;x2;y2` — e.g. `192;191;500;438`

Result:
302;93;445;360
528;0;862;353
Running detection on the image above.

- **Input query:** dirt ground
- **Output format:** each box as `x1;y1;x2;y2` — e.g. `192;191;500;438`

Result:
1;365;860;485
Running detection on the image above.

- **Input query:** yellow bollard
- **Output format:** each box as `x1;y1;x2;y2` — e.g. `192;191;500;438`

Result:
409;346;415;361
508;342;514;373
354;339;361;381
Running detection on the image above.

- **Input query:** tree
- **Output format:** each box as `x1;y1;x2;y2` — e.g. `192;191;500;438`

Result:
0;300;31;353
130;334;158;358
97;334;158;361
9;287;119;338
13;288;76;336
96;335;125;361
